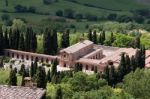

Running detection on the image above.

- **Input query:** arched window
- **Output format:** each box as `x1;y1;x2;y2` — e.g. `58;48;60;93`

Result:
21;55;24;59
64;63;67;67
17;54;19;58
86;65;88;70
46;59;49;63
41;58;44;63
91;66;94;71
26;55;29;60
12;53;14;57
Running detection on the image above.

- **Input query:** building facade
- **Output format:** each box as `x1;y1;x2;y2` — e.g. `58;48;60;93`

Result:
4;40;150;73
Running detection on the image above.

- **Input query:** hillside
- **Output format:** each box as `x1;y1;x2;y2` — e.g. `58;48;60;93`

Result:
0;0;150;29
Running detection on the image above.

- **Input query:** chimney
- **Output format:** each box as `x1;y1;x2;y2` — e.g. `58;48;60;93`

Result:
24;77;33;87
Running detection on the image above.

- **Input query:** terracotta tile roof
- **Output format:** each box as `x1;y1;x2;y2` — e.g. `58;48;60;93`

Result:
83;49;102;58
77;58;101;65
0;85;46;99
4;49;57;59
99;48;137;63
60;40;93;54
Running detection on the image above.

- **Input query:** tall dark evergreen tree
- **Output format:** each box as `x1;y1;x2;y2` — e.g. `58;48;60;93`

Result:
134;36;141;48
135;50;142;68
18;33;25;51
51;58;58;77
4;29;9;49
43;28;53;55
125;55;131;74
117;53;126;81
88;29;92;41
13;29;20;50
109;65;116;86
102;31;106;42
110;32;114;45
52;29;58;54
21;69;29;86
99;33;103;45
93;30;97;44
130;56;136;71
31;32;37;52
8;69;17;86
47;69;51;82
30;62;34;77
0;26;4;55
55;86;63;99
36;66;47;89
140;45;145;68
61;29;70;48
19;64;25;75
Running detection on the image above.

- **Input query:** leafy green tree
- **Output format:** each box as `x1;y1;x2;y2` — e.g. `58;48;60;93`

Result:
74;63;82;72
123;69;150;99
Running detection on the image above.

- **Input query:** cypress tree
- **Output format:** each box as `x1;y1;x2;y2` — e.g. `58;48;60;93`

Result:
18;33;25;51
102;31;106;42
110;32;114;45
125;55;131;74
30;62;34;77
8;69;17;86
31;31;37;52
21;69;29;86
0;26;4;55
66;29;70;47
140;45;145;68
55;86;63;99
47;69;51;82
130;56;136;71
99;33;103;45
4;29;9;49
19;64;25;75
52;29;58;54
51;58;58;77
13;29;20;50
93;30;97;44
43;28;53;55
103;65;109;82
135;50;142;68
109;65;116;86
36;66;47;89
88;29;92;41
33;58;38;75
118;53;126;81
134;36;141;48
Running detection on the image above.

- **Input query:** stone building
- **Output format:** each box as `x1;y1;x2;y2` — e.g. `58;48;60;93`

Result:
4;40;150;73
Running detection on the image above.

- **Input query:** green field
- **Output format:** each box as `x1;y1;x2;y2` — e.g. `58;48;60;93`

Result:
0;0;150;24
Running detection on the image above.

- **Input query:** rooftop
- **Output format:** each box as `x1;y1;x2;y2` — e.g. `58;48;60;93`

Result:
0;85;46;99
60;40;93;54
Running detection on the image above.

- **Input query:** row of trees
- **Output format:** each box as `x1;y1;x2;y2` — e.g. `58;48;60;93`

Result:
103;46;145;86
